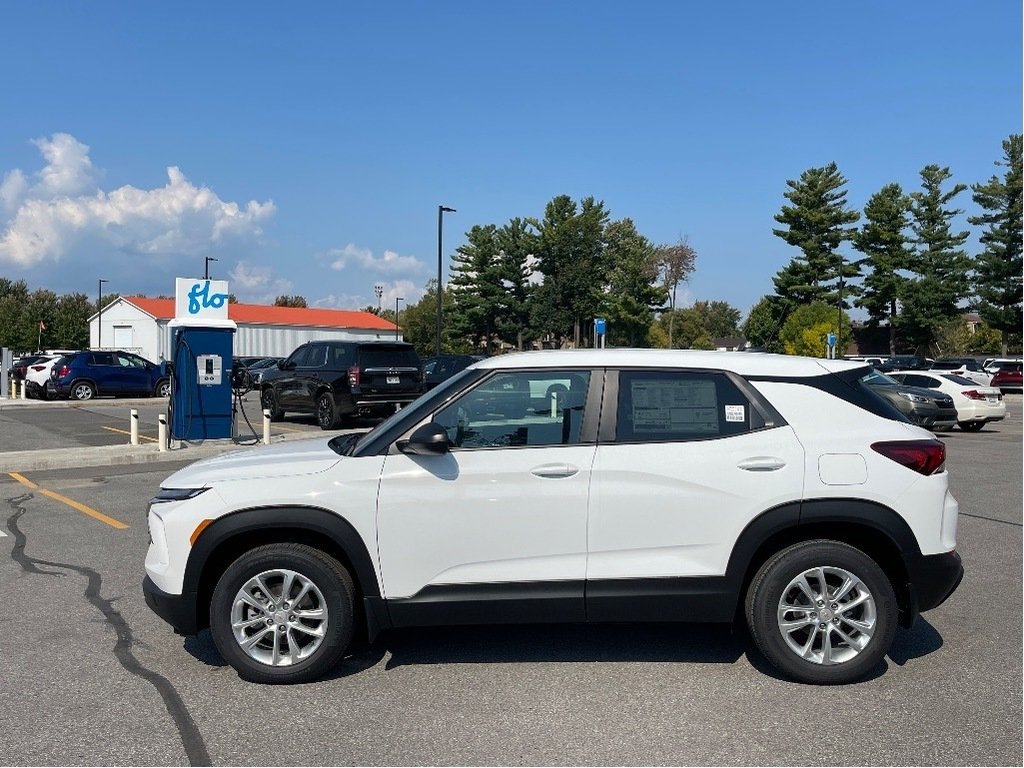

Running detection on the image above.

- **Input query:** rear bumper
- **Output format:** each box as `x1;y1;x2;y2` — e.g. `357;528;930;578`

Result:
143;576;199;635
907;550;964;615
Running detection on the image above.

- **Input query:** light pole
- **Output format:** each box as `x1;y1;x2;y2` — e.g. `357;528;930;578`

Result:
97;279;108;349
395;297;404;341
374;284;384;314
837;254;844;359
204;256;218;280
437;205;456;356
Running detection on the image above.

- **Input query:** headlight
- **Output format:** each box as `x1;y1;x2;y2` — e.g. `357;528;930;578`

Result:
150;487;209;504
899;392;929;404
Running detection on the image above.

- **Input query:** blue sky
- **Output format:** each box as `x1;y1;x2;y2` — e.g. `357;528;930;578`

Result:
1;2;1020;319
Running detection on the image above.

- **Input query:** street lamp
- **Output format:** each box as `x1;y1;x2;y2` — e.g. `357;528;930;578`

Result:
204;256;218;280
395;297;405;341
437;205;456;356
837;254;845;359
374;284;384;314
97;279;108;349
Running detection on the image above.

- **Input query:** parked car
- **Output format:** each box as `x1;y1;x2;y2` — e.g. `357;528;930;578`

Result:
239;357;283;389
260;341;423;429
928;358;992;387
888;371;1005;431
23;354;65;399
49;350;171;401
990;361;1023;393
144;351;962;686
875;355;930;372
982;358;1022;374
422;354;485;390
860;370;957;431
10;354;51;382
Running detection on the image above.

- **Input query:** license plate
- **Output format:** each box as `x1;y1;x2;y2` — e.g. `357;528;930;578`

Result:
387;375;400;384
987;396;998;402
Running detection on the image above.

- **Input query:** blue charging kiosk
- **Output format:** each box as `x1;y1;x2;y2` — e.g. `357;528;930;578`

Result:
167;283;236;441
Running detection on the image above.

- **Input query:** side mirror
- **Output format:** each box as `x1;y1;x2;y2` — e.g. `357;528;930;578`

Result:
397;422;450;455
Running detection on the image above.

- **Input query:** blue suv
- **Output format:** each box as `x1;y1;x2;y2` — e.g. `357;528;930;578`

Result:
50;350;171;401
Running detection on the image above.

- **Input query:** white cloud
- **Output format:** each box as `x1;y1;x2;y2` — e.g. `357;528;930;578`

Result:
30;133;97;198
328;242;425;274
0;133;275;268
229;260;294;304
312;280;424;312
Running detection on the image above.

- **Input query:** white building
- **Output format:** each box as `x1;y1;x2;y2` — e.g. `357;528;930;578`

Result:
89;297;402;363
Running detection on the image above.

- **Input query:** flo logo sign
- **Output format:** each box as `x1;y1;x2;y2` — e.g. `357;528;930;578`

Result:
175;278;230;321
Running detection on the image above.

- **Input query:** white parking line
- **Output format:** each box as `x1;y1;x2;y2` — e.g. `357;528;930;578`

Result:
0;530;7;537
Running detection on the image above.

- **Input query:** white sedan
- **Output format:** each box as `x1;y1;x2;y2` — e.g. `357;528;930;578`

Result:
889;370;1006;431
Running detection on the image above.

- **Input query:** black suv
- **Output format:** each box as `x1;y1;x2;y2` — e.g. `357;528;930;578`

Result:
260;341;424;429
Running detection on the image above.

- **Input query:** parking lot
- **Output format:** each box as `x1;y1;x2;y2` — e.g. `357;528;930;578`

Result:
0;397;1021;765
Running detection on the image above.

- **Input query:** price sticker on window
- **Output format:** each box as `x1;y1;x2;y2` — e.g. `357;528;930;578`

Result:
725;405;745;422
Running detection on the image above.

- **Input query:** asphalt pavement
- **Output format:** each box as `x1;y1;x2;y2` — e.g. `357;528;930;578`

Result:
0;395;1020;765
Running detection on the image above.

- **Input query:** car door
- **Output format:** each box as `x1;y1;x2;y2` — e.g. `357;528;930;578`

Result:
586;368;805;621
276;345;311;409
115;353;152;394
293;343;328;411
88;352;118;391
375;368;600;626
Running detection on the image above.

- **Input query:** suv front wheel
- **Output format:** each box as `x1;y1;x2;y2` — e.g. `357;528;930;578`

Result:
210;543;355;684
261;388;283;421
745;540;897;684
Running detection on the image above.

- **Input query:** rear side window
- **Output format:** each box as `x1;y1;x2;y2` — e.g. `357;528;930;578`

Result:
90;352;116;366
329;344;354;368
359;346;420;369
615;370;757;442
901;374;939;388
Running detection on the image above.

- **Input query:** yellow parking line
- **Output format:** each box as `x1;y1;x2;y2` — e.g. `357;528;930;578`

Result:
7;472;129;530
102;425;158;442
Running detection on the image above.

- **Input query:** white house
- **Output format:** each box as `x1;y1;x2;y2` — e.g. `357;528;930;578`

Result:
89;297;402;363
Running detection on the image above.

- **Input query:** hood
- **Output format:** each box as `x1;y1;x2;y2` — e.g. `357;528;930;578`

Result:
870;382;951;403
161;437;342;488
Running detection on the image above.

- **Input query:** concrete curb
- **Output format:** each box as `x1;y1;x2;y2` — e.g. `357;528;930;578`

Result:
0;430;324;474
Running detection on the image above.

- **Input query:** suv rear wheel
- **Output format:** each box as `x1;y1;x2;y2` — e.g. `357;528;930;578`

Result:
210;543;355;684
745;540;897;684
316;392;341;430
71;380;96;401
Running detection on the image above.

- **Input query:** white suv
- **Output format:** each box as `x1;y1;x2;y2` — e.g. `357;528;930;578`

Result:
144;350;963;685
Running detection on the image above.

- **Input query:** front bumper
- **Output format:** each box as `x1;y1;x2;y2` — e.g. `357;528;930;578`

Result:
143;576;199;635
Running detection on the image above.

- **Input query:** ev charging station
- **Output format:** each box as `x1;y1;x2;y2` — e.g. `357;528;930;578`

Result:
167;278;236;442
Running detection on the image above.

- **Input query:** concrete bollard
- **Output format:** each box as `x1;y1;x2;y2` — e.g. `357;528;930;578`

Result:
20;379;27;400
158;414;167;452
262;409;272;445
130;409;139;445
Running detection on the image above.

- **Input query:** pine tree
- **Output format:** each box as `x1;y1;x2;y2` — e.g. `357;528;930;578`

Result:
968;134;1023;356
772;163;861;307
602;219;666;346
901;165;971;350
853;183;913;356
448;224;509;352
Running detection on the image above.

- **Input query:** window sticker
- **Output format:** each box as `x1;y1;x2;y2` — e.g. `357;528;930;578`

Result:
631;379;718;434
725;404;745;422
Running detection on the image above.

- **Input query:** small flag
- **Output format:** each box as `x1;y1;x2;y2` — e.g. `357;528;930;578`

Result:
38;320;46;331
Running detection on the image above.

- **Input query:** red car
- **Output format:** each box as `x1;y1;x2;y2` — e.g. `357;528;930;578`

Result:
990;362;1023;393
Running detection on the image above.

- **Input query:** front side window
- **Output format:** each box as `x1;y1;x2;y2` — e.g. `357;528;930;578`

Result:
433;370;591;449
287;345;312;368
615;370;753;442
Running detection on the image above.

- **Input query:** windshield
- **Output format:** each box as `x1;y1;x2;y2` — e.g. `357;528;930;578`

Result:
861;370;899;386
940;374;976;386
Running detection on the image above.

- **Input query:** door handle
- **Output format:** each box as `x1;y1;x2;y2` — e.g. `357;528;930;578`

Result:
530;463;579;479
737;456;787;472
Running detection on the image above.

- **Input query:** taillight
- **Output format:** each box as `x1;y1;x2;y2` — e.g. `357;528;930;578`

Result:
31;365;45;371
872;440;946;475
347;365;360;387
57;365;69;378
961;390;985;400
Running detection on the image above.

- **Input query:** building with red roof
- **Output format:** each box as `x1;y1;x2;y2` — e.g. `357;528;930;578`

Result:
88;296;401;363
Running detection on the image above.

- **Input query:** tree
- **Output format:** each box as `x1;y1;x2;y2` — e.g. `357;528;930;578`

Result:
655;238;697;346
448;224;507;352
493;218;539;351
969;134;1023;356
853;183;913;356
52;293;93;349
742;295;788;353
274;295;308;308
530;195;610;346
602;219;666;346
772;162;861;307
659;301;741;349
901;165;971;350
932;318;975;357
779;301;851;358
400;280;470;358
0;278;31;351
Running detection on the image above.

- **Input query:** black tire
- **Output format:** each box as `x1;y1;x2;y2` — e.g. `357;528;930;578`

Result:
70;380;96;401
745;539;897;685
316;392;341;430
210;543;355;684
154;378;171;398
261;388;284;421
958;420;985;432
